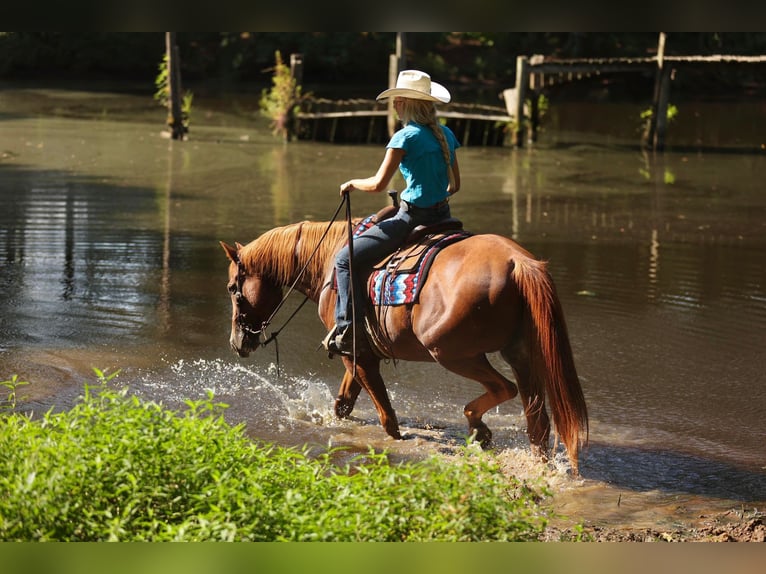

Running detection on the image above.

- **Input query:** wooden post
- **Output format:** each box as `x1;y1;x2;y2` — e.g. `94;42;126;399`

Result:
165;32;185;140
646;32;667;150
513;56;529;148
387;53;399;137
396;32;407;70
654;66;672;151
528;71;540;143
386;37;407;137
288;53;304;141
290;53;304;85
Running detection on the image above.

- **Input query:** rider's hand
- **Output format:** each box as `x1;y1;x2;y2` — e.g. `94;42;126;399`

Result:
340;181;355;196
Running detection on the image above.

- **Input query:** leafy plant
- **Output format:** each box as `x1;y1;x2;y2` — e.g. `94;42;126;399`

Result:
259;50;308;141
640;103;679;125
0;375;29;411
154;53;193;132
0;369;554;541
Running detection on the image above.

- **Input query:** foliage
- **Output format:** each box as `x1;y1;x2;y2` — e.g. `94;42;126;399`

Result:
0;369;550;542
154;53;193;131
0;375;29;411
259;51;307;141
2;33;766;100
639;103;679;149
0;33;760;78
640;103;679;123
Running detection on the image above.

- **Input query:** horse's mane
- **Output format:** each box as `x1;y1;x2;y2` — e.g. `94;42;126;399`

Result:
239;221;347;287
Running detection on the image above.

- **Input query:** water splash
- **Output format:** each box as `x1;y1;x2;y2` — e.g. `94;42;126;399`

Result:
123;357;339;438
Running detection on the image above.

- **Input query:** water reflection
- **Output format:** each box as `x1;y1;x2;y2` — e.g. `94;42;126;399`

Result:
1;169;160;346
484;146;766;313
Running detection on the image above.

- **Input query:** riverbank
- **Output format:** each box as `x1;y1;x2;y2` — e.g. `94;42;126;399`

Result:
6;374;763;543
397;425;765;543
545;509;765;542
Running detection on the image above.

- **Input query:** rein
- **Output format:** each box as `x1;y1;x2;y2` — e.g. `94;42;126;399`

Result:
345;191;358;375
235;194;349;377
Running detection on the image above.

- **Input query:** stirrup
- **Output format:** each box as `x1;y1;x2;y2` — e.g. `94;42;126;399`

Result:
321;325;341;352
322;325;357;357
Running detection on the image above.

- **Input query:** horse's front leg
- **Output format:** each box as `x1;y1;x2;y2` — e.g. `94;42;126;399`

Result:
335;369;363;419
341;355;401;440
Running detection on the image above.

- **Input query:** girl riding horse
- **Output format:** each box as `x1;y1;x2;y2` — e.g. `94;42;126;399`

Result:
324;70;462;356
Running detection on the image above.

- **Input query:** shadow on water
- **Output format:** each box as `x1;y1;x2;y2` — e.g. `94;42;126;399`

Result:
580;442;766;503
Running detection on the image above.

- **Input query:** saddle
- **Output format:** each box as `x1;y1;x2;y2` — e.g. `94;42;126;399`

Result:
332;203;471;359
353;204;471;307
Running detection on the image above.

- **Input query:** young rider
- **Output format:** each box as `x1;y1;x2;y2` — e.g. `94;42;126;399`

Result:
324;70;461;355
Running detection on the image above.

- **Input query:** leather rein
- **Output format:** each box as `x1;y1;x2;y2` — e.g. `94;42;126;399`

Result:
233;195;350;376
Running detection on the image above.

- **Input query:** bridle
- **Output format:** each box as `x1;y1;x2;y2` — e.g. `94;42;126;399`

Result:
233;259;269;340
231;194;350;375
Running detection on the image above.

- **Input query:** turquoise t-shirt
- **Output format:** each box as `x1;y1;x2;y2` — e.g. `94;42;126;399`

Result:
387;122;461;208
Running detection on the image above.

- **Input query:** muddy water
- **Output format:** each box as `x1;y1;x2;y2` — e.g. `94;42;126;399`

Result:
1;87;764;533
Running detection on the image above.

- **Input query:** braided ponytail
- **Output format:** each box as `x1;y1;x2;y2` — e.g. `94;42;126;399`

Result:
399;99;456;193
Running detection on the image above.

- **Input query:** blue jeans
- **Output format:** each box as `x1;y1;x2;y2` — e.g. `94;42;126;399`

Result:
334;201;451;330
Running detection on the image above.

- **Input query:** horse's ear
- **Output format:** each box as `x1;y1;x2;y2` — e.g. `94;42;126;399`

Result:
235;241;245;250
220;241;239;263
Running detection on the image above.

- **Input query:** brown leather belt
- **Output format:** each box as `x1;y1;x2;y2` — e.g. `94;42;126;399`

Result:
402;199;449;212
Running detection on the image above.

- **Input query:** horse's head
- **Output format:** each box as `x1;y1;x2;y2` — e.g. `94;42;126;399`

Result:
220;241;283;358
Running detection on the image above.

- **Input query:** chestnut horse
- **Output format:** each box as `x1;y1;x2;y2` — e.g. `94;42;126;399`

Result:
220;218;588;473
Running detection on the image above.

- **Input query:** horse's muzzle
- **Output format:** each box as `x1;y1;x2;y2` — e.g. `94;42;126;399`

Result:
230;329;258;358
231;343;251;358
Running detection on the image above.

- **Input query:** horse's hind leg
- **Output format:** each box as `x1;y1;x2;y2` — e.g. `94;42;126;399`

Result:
436;354;518;447
501;344;551;462
335;369;363;419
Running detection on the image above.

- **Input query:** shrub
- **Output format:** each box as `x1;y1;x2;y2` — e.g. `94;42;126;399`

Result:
259;50;308;141
0;371;548;541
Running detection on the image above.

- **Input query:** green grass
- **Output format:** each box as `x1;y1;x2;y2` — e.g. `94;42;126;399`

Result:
0;370;550;542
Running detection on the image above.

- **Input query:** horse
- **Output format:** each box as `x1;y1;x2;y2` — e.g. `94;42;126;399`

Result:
220;213;588;474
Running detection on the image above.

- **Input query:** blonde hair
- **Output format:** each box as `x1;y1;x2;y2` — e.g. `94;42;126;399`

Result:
397;98;455;192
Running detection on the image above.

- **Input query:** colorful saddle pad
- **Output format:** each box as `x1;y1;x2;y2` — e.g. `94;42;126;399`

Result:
368;229;471;306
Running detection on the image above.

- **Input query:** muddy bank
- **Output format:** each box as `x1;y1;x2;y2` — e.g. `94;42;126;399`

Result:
545;509;765;542
360;422;765;543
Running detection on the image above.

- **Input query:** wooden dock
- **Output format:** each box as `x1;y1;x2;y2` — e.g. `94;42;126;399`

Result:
287;34;766;150
514;34;766;150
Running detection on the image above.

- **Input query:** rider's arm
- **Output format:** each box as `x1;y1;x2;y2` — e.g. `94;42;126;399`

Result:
448;155;461;196
339;148;405;195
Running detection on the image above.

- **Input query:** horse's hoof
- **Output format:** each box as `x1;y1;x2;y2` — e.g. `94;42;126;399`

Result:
383;421;402;440
334;397;354;419
470;424;492;448
530;444;551;464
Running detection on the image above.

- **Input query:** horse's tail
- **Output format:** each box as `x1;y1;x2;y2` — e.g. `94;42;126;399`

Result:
512;257;589;474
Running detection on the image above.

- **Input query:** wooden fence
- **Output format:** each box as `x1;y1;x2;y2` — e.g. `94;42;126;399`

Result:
294;97;513;147
288;34;766;150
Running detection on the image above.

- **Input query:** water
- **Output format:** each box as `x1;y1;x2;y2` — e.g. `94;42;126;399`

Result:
1;86;764;531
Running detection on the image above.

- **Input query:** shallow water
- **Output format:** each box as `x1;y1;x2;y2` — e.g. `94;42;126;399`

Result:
1;86;764;532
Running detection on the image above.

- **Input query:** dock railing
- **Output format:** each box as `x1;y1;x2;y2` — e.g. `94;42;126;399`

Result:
289;33;766;150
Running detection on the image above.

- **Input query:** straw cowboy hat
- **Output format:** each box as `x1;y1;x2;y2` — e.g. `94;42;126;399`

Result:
376;70;451;103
